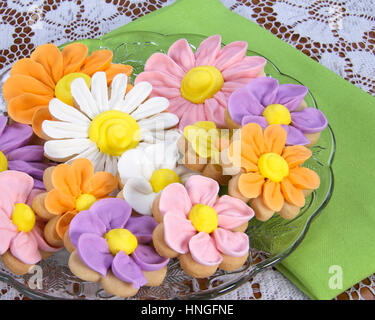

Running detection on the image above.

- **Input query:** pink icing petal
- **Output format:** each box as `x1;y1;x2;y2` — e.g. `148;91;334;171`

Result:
167;97;193;118
195;35;222;66
144;53;185;79
10;231;41;265
214;195;254;229
214;41;248;71
29;225;61;252
0;209;18;255
177;102;207;130
0;171;34;217
168;39;196;72
221;78;256;93
213;228;249;257
163;212;196;254
159;183;192;217
134;70;181;89
222;56;267;81
185;175;219;207
203;97;226;128
188;232;222;266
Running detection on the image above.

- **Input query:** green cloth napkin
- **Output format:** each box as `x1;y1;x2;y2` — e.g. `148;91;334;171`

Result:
102;0;375;300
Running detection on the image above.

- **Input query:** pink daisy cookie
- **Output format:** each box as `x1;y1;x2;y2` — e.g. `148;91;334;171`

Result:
135;35;267;129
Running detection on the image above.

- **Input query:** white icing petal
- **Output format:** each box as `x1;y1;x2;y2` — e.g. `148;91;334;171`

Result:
116;81;152;114
70;77;99;119
44;138;94;159
42;120;89;139
67;144;100;165
122;178;156;216
137;113;179;131
130;97;170;121
118;148;150;182
91;71;109;113
104;154;118;176
49;98;91;125
108;73;128;109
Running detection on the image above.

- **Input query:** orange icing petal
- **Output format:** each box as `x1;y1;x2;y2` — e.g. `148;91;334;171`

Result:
84;172;118;198
71;158;95;191
3;74;54;102
56;211;77;239
229;140;258;172
7;93;50;124
62;43;89;75
282;145;312;169
289;167;320;190
264;124;287;154
280;177;305;208
105;64;133;84
51;164;81;198
126;83;133;93
240;123;266;159
80;49;113;76
32;106;53;138
45;189;75;215
238;172;265;198
30;44;64;84
10;58;55;89
263;180;284;212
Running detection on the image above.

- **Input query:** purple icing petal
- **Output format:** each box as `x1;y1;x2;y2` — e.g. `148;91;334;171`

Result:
275;84;308;112
90;198;132;231
77;233;113;277
291;107;328;134
7;160;48;182
126;216;158;244
0;116;7;136
227;86;264;124
241;115;268;129
282;125;311;146
111;251;147;289
245;77;279;107
132;244;169;272
69;210;107;248
6;145;45;162
33;179;45;190
0;122;32;153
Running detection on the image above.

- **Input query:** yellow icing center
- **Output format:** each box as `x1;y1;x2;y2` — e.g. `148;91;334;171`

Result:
183;121;220;162
88;110;140;156
262;104;292;125
181;66;224;104
55;72;91;106
258;152;289;182
149;169;181;193
0;151;8;172
104;228;138;256
75;193;97;212
188;204;218;234
11;203;36;233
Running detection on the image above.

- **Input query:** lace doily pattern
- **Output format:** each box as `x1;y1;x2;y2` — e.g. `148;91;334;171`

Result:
0;0;374;300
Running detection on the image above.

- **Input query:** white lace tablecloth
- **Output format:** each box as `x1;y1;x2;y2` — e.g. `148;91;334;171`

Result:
0;0;374;300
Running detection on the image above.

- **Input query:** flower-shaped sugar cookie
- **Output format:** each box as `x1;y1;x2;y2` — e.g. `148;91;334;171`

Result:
0;171;61;275
67;198;169;298
135;35;267;129
42;71;179;175
226;77;328;146
177;121;232;185
0;115;49;189
118;136;195;216
226;123;320;221
152;175;254;278
3;43;132;137
31;158;117;247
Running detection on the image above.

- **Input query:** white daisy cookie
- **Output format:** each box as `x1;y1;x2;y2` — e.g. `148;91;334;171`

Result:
42;71;179;175
118;134;196;215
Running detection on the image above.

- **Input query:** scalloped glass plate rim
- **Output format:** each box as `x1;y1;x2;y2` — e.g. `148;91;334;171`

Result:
0;31;335;300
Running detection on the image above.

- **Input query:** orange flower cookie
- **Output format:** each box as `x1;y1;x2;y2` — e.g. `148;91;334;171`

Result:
2;43;133;138
152;175;254;278
226;123;320;221
177;121;232;185
31;158;118;248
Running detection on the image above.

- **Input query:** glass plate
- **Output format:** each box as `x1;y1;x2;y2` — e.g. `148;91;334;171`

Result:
0;31;335;300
